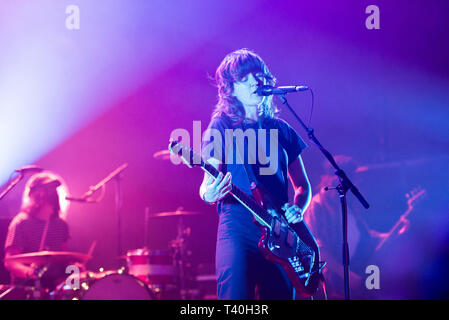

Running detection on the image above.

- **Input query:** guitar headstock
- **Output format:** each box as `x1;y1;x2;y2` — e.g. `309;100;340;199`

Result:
396;187;427;235
168;139;203;168
405;186;426;209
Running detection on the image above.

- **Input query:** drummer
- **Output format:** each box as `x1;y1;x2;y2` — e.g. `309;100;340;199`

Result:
3;172;70;287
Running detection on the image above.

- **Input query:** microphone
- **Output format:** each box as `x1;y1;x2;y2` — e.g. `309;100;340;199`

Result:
255;85;309;96
15;165;44;174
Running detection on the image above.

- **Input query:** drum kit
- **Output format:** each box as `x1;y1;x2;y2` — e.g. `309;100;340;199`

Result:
1;209;203;300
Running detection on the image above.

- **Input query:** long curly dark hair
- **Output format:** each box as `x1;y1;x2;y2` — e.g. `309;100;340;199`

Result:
21;172;62;219
212;48;278;124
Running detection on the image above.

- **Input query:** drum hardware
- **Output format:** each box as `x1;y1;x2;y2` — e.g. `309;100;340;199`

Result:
2;207;203;300
0;264;59;300
52;271;154;300
3;251;91;266
0;284;49;300
31;264;49;300
123;206;202;300
2;251;92;300
195;263;217;300
169;212;197;300
122;247;178;299
65;163;129;266
150;207;202;218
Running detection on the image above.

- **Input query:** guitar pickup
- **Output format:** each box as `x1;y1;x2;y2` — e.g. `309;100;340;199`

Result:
286;229;295;248
272;218;281;236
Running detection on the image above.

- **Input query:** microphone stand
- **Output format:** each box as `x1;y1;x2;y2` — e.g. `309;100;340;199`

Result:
278;94;370;300
66;163;128;265
0;173;24;200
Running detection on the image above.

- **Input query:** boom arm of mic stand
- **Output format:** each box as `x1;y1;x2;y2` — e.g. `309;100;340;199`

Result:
65;163;129;203
83;163;129;198
278;95;370;209
0;173;24;200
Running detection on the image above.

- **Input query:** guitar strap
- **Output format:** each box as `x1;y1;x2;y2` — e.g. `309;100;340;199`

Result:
234;120;267;208
221;114;261;200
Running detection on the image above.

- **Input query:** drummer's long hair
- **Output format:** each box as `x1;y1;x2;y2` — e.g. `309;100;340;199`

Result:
212;48;278;124
21;172;62;219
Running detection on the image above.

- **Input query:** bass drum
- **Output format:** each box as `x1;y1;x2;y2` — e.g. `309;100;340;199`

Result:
54;272;154;300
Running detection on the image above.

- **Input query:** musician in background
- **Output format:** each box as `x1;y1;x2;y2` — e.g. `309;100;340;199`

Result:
4;172;70;287
304;155;386;299
199;49;320;299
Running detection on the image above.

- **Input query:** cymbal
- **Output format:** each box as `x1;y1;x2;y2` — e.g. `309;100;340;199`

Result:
4;251;92;266
153;149;171;160
151;210;202;218
118;247;150;260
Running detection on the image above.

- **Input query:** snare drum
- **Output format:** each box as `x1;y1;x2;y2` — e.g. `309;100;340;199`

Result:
52;271;154;300
125;248;176;287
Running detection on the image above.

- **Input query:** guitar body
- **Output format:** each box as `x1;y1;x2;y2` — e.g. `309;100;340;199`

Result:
258;224;319;297
251;184;322;297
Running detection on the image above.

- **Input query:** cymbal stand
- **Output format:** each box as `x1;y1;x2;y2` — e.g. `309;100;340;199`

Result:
172;216;190;299
65;163;128;267
0;172;24;200
31;264;49;300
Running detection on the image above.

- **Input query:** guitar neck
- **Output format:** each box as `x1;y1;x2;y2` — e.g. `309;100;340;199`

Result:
203;162;273;228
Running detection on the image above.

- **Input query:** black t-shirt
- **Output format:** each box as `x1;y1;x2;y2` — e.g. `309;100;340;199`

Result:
202;114;307;245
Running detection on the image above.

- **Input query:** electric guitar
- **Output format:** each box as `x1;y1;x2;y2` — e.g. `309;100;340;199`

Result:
168;139;325;297
375;186;426;251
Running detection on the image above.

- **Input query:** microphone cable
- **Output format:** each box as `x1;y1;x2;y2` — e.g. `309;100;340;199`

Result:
307;87;315;131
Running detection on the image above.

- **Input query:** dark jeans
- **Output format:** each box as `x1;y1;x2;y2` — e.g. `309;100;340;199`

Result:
215;236;293;300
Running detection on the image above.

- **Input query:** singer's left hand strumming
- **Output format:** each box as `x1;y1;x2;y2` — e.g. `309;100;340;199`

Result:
282;203;304;224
